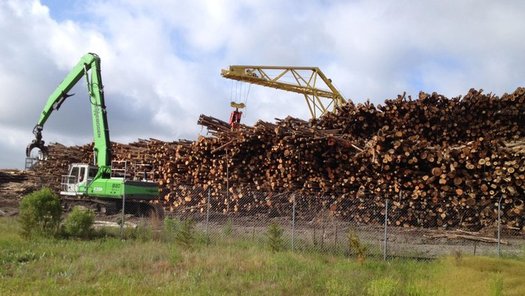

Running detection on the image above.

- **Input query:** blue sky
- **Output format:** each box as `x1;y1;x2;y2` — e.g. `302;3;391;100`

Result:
41;0;84;21
1;0;525;169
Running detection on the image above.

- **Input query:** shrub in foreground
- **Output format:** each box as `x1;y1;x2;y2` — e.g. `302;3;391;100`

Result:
19;188;62;238
63;206;95;239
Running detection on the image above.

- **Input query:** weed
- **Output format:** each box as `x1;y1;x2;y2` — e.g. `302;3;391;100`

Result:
366;277;399;296
169;247;183;265
148;212;163;241
347;229;367;263
132;222;153;241
267;222;284;252
1;250;41;265
325;278;351;295
453;249;463;266
162;217;179;242
490;274;504;296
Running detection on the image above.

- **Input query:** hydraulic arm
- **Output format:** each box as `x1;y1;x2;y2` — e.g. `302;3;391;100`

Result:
26;53;111;177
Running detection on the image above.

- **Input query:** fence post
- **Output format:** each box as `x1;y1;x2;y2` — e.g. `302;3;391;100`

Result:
321;221;325;251
497;195;502;257
226;151;230;213
206;188;211;245
252;191;256;241
334;224;338;251
120;161;127;239
120;188;126;238
291;195;296;252
383;199;389;261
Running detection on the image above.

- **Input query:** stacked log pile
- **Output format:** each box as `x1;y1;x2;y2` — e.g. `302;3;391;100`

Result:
0;169;39;199
27;87;525;231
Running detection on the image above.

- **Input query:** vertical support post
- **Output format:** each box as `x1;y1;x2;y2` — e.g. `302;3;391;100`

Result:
206;188;211;245
497;195;502;257
252;191;256;241
120;161;127;238
384;199;389;261
291;195;296;252
334;224;338;251
313;225;317;248
321;222;325;251
226;150;230;213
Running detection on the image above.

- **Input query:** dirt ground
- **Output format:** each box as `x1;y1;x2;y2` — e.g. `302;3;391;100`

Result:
0;198;19;217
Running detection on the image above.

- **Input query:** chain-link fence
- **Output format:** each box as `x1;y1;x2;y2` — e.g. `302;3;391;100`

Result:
161;185;525;259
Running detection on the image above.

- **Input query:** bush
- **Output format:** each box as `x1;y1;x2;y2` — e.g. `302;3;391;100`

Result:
63;206;95;239
19;188;62;238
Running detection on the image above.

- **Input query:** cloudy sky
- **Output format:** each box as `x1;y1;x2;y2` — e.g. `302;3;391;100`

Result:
1;0;524;169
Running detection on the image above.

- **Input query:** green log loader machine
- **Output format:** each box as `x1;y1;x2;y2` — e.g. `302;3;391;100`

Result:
26;53;163;217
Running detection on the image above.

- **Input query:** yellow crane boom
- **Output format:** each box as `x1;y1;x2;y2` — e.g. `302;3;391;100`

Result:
221;65;352;119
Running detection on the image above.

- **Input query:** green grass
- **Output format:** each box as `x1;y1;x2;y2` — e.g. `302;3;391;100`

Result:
1;217;524;295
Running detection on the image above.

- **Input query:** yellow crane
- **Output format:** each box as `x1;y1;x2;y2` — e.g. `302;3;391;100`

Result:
221;65;352;119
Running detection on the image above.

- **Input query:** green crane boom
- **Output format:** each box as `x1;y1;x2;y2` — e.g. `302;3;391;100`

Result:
26;53;162;217
27;53;111;177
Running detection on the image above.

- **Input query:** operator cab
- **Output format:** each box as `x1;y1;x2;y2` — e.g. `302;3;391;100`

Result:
60;163;98;196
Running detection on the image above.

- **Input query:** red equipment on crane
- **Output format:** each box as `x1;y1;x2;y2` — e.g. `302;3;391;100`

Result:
229;101;245;129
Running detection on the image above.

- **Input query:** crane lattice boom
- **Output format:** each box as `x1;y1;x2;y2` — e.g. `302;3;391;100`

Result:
221;65;352;119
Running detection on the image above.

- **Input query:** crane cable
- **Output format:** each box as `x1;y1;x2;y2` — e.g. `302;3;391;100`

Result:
229;80;251;116
230;80;250;104
243;83;251;113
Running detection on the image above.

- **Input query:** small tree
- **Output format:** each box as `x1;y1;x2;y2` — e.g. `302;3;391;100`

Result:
63;206;95;239
19;188;62;238
267;222;284;252
223;218;233;236
175;219;195;249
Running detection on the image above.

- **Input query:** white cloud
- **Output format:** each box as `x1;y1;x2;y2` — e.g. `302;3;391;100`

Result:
1;0;525;169
323;0;525;100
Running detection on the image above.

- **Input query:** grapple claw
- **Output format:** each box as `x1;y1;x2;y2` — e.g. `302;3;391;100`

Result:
26;140;48;159
26;124;48;159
